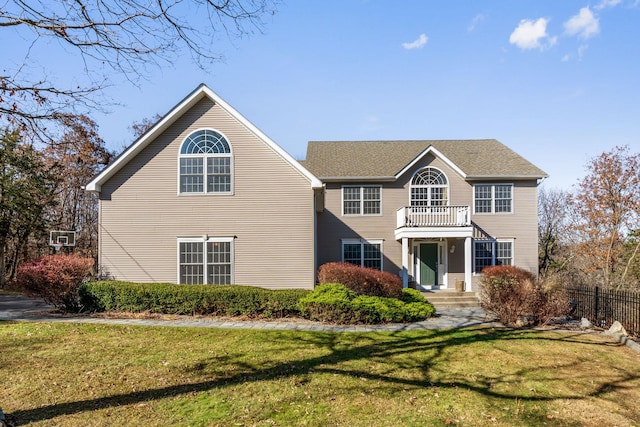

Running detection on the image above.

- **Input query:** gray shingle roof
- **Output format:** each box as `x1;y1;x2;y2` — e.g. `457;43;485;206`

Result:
301;139;548;180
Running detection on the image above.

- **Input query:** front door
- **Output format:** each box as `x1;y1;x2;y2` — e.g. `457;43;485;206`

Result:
419;243;438;287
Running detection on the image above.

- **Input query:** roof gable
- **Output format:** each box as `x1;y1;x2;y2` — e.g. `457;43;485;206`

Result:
302;139;548;181
86;84;322;192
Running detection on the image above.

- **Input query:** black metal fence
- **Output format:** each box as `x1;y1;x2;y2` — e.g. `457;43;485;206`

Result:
565;284;640;337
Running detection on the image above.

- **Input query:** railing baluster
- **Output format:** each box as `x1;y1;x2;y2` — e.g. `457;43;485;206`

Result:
400;205;471;227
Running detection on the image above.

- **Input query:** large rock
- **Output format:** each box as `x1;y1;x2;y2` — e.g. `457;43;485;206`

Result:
580;317;592;328
608;321;628;336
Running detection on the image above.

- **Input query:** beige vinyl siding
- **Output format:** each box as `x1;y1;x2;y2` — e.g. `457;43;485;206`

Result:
470;180;539;275
317;153;469;276
316;152;540;284
99;98;315;289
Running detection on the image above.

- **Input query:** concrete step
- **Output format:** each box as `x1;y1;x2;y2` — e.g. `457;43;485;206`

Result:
421;291;480;308
431;301;481;308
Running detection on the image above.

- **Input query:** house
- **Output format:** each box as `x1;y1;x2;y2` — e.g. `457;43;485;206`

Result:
86;84;547;292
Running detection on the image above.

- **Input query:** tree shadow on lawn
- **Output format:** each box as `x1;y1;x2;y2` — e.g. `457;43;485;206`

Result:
10;326;639;425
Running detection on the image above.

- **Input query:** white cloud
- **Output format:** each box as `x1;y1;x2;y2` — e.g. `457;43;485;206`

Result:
561;44;589;62
509;18;555;50
578;44;589;58
402;34;428;50
564;7;600;39
468;14;486;32
595;0;622;10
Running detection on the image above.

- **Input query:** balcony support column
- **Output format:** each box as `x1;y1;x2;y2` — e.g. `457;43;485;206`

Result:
401;237;409;288
464;236;472;292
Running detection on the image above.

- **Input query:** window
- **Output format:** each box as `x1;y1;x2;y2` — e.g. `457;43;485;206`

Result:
179;129;232;194
473;239;513;273
342;186;381;215
342;239;383;270
178;237;234;284
410;167;448;206
496;241;513;266
474;184;512;214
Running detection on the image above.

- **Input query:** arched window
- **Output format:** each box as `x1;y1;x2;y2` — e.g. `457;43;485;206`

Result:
179;129;232;194
410;167;448;206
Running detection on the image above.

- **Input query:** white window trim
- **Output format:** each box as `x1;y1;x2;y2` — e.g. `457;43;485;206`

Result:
472;183;513;215
177;128;235;196
341;185;382;216
473;238;515;274
177;236;235;284
409;166;450;207
341;238;384;270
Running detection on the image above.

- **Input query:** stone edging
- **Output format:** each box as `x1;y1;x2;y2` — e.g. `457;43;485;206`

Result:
603;331;640;354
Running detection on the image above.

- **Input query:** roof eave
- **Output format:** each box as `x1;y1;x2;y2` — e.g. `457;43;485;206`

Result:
395;145;467;180
319;176;397;183
85;84;209;193
85;84;323;192
465;174;549;181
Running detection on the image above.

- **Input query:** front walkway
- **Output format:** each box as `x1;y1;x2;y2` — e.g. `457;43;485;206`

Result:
0;294;500;332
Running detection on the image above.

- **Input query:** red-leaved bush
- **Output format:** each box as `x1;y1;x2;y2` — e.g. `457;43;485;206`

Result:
17;254;94;312
479;265;570;326
317;262;402;298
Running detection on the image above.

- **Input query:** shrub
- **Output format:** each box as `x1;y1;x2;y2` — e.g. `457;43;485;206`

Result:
479;265;571;326
403;301;437;321
295;283;358;323
298;283;435;324
399;288;428;304
79;281;309;318
17;254;94;312
317;262;402;298
351;295;405;323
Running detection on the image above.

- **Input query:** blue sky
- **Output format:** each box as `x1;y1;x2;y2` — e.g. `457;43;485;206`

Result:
9;0;640;190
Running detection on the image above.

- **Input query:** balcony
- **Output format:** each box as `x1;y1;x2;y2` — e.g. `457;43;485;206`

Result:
395;205;472;240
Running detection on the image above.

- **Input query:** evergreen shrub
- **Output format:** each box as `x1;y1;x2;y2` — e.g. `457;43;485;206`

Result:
297;283;435;324
79;281;309;318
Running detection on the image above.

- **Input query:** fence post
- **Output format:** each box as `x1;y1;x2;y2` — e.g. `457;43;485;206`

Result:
594;286;599;321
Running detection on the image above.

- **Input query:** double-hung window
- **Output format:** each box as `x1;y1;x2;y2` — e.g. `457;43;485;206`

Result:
474;184;513;214
179;129;232;194
342;186;381;215
342;239;383;270
473;239;513;273
178;237;234;284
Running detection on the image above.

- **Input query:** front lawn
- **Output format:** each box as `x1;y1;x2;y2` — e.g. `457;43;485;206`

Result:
1;322;639;426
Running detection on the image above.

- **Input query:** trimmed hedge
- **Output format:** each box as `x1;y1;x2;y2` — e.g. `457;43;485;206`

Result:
317;262;402;298
297;283;435;324
79;281;310;318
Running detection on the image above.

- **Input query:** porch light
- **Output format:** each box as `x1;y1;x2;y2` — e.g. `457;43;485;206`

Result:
450;245;456;254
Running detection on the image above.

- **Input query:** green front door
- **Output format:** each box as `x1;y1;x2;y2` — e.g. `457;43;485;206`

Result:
419;243;438;287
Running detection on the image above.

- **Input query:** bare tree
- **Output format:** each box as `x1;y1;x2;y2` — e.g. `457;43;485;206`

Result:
43;114;113;262
1;0;277;141
572;145;640;288
130;114;163;139
538;186;572;276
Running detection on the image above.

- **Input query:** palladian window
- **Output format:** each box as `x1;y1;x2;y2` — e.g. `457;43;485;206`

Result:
179;129;232;194
410;167;449;206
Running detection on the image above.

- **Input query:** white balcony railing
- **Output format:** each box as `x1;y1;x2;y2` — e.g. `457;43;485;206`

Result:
396;205;471;228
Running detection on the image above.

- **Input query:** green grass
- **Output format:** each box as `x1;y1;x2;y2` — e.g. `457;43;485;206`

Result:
1;322;639;426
